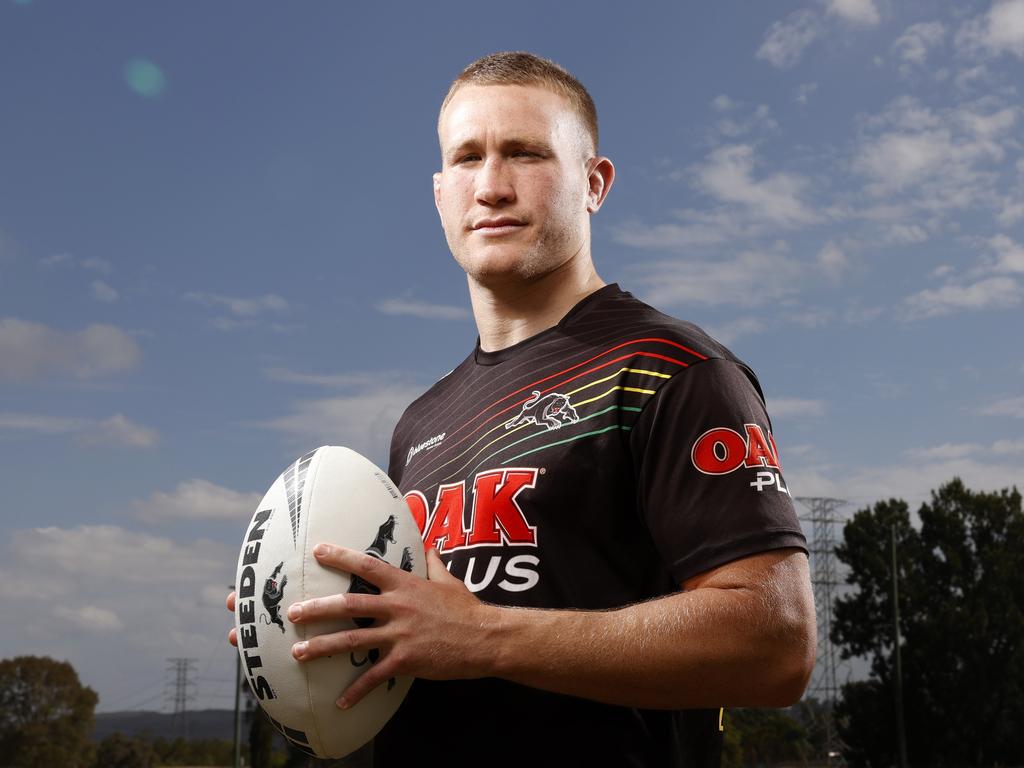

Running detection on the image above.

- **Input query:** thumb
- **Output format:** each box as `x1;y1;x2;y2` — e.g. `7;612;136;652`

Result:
424;545;454;582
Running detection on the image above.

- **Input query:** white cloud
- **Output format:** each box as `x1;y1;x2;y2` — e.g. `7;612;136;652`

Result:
628;249;803;309
795;82;819;105
855;131;949;191
817;242;849;280
133;479;261;523
711;103;778;140
0;318;141;380
264;367;405;388
998;198;1024;226
0;412;158;447
853;96;1018;212
704;318;766;345
988;234;1024;273
37;253;112;272
38;252;74;268
82;257;112;273
784;308;833;329
892;21;946;70
767;397;827;418
981;395;1024;418
987;0;1024;55
184;292;288;316
613;209;760;251
757;2;878;69
0;525;230;601
92;280;118;303
261;383;424;466
827;0;880;26
711;94;735;112
992;439;1024;455
906;443;982;461
887;223;930;244
787;455;1024;506
903;276;1022;319
87;414;158;447
696;145;817;227
0;525;234;691
613;146;817;252
375;298;470;321
54;605;123;633
956;0;1024;60
757;9;823;69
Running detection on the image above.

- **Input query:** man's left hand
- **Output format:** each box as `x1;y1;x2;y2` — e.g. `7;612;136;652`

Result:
287;543;499;709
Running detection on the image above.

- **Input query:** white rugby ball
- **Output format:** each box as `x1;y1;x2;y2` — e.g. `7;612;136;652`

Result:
233;446;425;758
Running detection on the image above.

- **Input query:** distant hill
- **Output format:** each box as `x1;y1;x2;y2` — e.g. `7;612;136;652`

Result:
94;709;237;741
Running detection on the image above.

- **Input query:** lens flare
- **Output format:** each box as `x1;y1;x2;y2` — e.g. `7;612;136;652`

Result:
123;58;166;98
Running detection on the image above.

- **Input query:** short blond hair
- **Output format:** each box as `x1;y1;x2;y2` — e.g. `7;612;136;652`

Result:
439;51;599;157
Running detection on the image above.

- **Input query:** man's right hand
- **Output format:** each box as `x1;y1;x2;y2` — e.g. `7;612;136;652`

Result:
226;591;237;647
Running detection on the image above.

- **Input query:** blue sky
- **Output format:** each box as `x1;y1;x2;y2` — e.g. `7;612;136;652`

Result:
1;0;1022;712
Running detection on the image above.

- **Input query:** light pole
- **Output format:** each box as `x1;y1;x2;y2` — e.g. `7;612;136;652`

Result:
231;583;242;768
890;524;908;768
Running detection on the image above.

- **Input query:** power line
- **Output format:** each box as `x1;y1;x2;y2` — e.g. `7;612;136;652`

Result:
165;657;198;740
797;496;849;767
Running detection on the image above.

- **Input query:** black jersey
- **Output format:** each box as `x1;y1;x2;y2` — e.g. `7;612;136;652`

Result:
374;284;807;767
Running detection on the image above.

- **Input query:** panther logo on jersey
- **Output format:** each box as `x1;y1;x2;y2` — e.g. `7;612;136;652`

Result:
504;391;579;431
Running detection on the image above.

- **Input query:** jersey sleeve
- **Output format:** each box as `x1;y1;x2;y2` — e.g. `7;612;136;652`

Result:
628;357;807;584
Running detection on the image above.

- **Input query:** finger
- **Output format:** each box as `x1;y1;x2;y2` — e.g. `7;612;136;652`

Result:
228;627;237;647
312;544;403;591
338;654;400;710
425;546;453;582
425;546;462;586
292;626;390;662
226;591;236;612
287;592;388;624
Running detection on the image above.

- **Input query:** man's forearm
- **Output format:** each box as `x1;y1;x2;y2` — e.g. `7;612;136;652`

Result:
283;545;815;711
481;550;816;709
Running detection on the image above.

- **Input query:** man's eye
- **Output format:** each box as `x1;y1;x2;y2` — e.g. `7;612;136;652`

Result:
456;155;480;164
513;150;536;158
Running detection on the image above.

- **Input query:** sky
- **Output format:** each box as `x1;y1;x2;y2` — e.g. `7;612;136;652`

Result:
1;0;1022;714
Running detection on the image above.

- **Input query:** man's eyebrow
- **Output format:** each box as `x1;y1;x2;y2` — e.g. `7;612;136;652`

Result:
445;137;554;161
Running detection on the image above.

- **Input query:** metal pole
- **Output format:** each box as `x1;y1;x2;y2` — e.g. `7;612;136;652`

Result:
891;524;908;768
232;584;242;768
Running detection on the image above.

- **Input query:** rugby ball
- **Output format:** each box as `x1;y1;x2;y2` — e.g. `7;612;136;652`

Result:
233;446;425;758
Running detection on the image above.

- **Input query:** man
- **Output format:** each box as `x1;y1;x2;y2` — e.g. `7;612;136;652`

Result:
230;52;815;766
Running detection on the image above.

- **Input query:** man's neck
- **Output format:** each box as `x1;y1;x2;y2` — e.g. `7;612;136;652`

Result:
468;260;606;353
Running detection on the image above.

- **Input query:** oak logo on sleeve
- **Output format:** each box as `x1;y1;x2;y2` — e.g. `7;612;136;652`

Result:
691;423;790;495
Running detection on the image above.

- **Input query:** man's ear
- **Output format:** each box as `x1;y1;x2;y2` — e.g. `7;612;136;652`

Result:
433;172;443;214
586;157;615;214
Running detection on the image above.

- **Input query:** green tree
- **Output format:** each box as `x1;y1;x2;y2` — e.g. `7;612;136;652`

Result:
0;655;98;768
720;708;811;767
93;732;156;768
248;698;276;768
832;479;1024;767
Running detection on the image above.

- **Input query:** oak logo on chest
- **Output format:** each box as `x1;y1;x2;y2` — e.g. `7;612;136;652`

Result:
403;468;539;553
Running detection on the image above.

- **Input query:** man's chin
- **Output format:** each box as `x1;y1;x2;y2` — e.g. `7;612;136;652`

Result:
455;249;539;284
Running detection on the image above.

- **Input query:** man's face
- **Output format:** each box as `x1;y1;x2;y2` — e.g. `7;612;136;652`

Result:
434;83;598;287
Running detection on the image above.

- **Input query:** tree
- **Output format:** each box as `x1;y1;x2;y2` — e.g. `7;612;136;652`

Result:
93;732;156;768
832;479;1024;767
248;704;276;768
720;708;811;767
0;655;98;768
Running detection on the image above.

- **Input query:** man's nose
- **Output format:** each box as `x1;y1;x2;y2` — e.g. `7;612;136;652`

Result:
474;157;515;206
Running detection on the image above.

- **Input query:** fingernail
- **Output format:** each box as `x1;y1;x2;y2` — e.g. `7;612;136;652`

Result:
287;603;302;620
293;642;307;658
336;696;349;709
314;543;329;557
